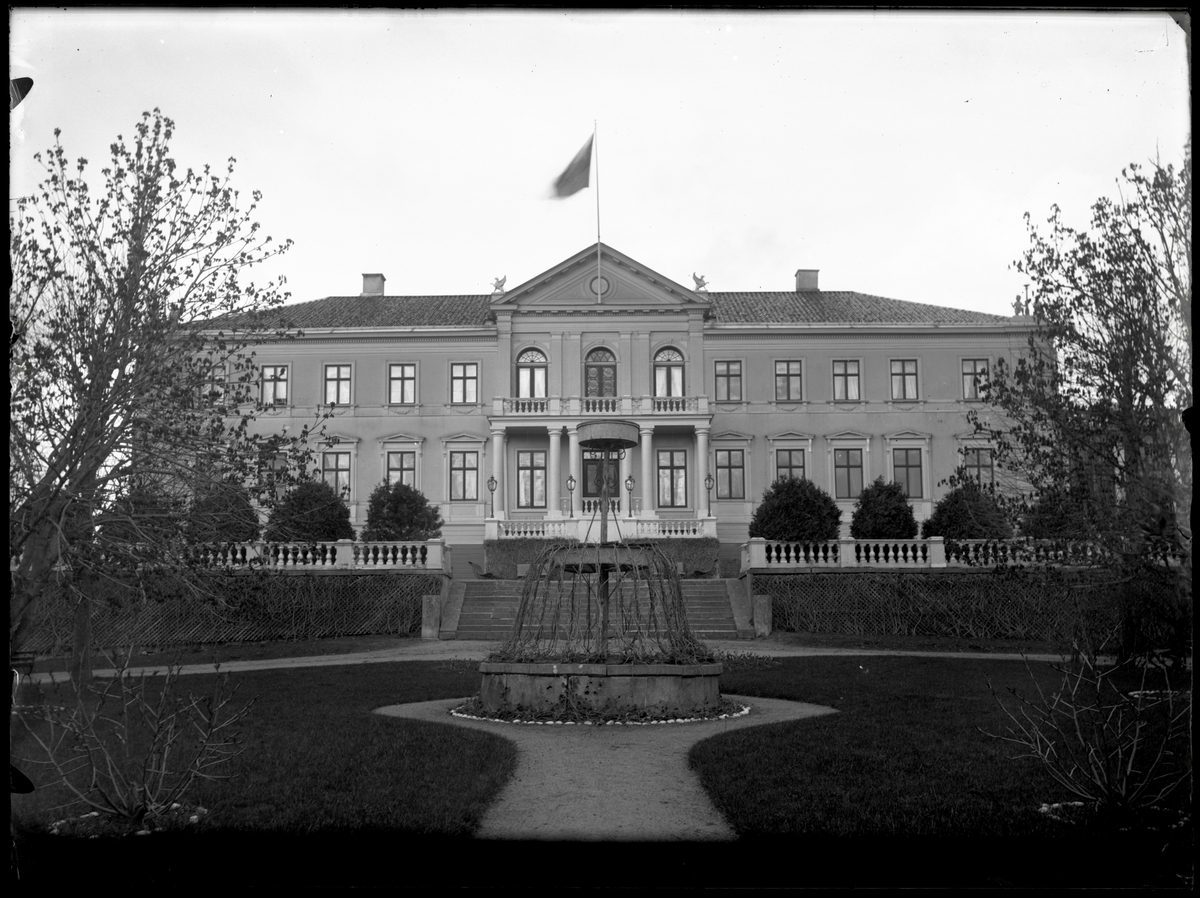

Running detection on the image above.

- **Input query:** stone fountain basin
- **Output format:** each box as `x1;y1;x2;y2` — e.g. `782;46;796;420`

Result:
478;661;723;714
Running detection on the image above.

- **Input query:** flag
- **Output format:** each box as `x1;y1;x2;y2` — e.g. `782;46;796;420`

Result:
10;77;33;112
551;135;593;198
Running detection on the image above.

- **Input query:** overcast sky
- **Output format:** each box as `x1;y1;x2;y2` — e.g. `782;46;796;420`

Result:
10;9;1190;317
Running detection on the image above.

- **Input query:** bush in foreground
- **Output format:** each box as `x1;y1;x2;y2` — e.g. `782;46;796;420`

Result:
264;480;355;542
362;481;443;541
921;480;1013;539
850;477;917;539
748;477;841;542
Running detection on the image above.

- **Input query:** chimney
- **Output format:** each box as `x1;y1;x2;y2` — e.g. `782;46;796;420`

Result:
361;273;386;295
795;269;819;291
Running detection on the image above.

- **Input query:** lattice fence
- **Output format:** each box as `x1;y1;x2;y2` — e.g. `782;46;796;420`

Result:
22;572;440;654
761;570;1130;643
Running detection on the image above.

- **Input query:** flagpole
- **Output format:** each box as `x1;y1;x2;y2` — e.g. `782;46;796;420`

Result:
594;121;602;304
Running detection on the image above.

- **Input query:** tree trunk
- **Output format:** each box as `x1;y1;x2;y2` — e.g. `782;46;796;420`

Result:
70;589;92;685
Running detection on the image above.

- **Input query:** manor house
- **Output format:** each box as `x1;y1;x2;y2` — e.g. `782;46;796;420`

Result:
241;242;1031;563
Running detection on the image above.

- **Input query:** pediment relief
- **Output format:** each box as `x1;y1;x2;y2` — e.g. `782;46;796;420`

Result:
494;242;708;311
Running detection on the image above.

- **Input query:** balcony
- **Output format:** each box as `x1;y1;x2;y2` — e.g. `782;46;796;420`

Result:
485;516;717;541
492;396;710;418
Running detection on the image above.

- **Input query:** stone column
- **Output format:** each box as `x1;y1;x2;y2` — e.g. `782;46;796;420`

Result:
490;427;506;518
568;425;581;517
547;426;562;518
696;426;710;517
639;425;654;516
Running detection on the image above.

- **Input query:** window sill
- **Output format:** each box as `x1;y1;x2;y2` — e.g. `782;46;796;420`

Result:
826;400;865;406
886;399;925;407
770;399;808;408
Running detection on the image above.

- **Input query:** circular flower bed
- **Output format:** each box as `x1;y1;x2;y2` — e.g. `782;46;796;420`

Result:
451;694;749;726
47;803;209;838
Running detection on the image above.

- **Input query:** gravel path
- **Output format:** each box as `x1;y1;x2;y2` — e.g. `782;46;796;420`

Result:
375;694;835;841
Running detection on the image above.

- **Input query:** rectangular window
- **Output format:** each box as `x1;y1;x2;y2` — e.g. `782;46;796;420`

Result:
715;361;742;402
202;363;226;404
451;363;478;404
834;448;863;499
449;451;478;500
517;366;547;399
261;365;288;406
774;361;803;401
893;448;923;498
657;450;687;508
389;364;417;404
324;364;351;405
962;359;988;400
517;451;547;508
833;360;860;401
322;451;351;498
386;451;416;487
962;447;994;485
776;449;805;482
714;449;744;500
890;360;918;400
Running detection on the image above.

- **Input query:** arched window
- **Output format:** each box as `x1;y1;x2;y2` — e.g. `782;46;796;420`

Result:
516;349;547;398
584;348;617;398
654;348;684;397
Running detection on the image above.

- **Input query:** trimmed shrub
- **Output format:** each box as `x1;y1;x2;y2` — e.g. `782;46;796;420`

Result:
188;478;261;543
921;481;1012;539
362;482;443;541
849;477;917;539
264;481;355;543
748;478;841;542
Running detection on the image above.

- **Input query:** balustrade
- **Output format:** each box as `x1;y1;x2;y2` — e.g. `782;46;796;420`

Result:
740;537;1163;572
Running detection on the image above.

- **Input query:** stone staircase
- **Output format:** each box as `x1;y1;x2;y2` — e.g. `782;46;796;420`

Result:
442;578;749;641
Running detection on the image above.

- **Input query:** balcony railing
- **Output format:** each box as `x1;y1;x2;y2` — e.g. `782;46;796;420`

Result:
740;537;1159;572
492;396;709;417
486;517;716;541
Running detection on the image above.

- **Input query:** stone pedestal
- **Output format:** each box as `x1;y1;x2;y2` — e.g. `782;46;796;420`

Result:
478;661;723;715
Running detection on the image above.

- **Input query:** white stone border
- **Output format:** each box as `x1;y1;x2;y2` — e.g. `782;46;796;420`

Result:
450;703;751;726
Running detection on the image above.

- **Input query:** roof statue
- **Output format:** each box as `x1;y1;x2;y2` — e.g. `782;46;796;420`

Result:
1012;295;1025;316
491;276;507;294
692;272;708;291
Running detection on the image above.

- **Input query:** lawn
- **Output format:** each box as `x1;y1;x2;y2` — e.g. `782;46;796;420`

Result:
693;655;1193;888
10;653;1192;889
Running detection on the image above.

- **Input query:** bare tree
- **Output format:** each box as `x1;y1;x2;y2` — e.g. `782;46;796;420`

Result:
970;143;1191;657
9;109;316;672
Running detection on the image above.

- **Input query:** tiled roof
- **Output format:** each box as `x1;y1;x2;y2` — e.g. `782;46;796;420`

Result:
244;291;1010;329
264;295;494;329
707;292;1011;325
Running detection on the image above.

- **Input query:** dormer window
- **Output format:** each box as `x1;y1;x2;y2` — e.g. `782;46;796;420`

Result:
654;348;684;397
517;349;548;399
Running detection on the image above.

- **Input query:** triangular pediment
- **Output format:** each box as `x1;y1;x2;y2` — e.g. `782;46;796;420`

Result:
380;432;425;444
826;430;871;442
885;430;932;442
440;432;487;445
768;430;815;442
711;430;754;442
493;242;708;310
